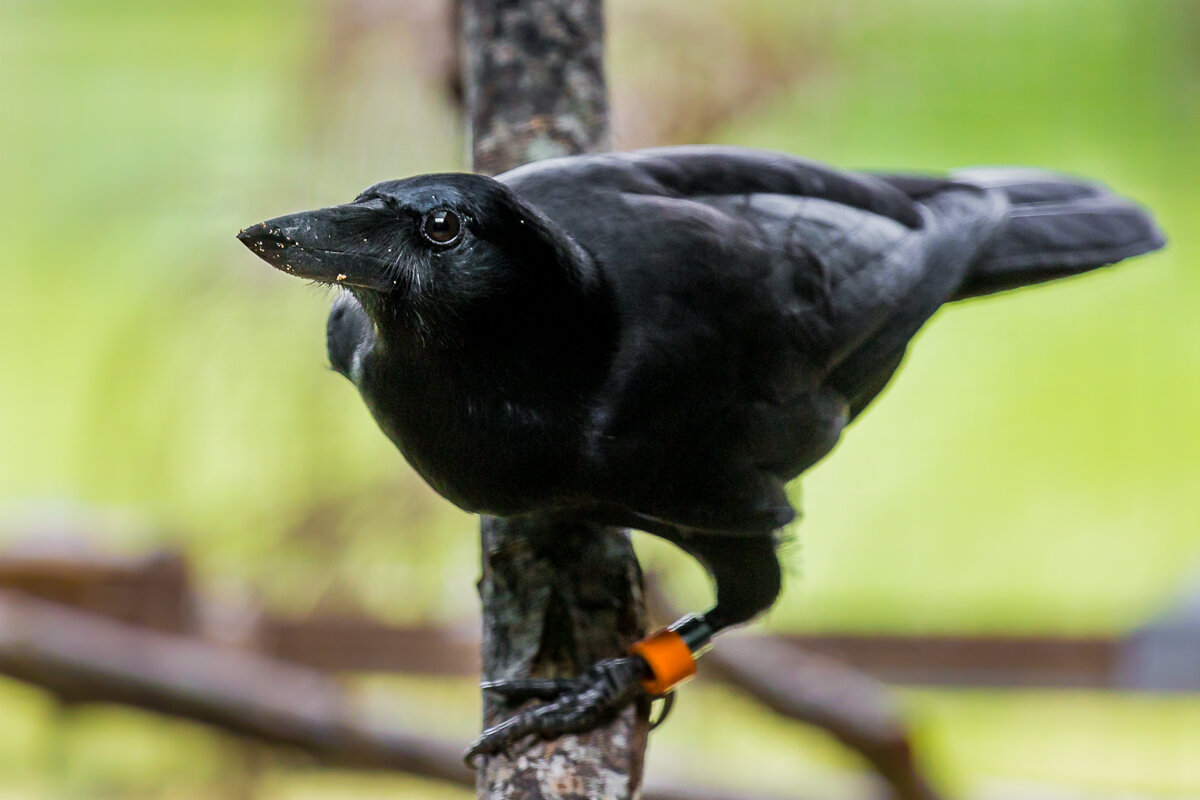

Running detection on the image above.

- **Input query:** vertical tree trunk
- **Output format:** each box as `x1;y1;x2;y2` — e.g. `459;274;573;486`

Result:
460;2;651;799
462;0;611;173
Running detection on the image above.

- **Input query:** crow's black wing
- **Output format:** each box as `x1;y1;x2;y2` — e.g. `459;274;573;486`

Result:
500;148;1011;532
510;153;1002;413
690;186;1007;418
610;150;1016;378
821;187;1009;416
617;146;924;227
501;145;923;228
574;150;1010;400
502;148;1005;371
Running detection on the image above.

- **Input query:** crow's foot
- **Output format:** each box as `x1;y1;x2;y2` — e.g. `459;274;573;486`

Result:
465;656;649;765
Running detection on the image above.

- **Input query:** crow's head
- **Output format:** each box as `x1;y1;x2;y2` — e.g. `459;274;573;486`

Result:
238;174;596;334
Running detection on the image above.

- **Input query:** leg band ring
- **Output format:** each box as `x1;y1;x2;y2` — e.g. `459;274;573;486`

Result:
630;629;697;695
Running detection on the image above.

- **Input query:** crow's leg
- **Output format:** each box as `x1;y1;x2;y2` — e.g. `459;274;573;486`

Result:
678;532;783;632
466;533;781;763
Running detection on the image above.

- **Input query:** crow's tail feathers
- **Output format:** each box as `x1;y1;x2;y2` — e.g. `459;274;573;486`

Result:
946;168;1166;300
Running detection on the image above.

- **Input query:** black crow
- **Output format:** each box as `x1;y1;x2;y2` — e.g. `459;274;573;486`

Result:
239;146;1165;757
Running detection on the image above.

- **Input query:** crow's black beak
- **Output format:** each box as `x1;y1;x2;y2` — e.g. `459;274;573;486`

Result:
237;205;398;290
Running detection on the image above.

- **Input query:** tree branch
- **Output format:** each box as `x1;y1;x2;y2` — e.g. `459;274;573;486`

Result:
460;2;649;799
0;589;471;783
0;590;804;800
462;0;610;174
704;635;941;800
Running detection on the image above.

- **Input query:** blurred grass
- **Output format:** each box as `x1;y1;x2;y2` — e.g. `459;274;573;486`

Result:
1;0;1199;796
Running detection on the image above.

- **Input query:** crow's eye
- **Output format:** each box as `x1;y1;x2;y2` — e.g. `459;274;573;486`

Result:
422;209;462;245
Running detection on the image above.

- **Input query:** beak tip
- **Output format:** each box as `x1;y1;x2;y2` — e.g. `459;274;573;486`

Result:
236;222;267;246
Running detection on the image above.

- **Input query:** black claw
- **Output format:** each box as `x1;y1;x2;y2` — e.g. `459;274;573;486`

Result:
648;690;676;730
480;676;577;701
466;656;649;764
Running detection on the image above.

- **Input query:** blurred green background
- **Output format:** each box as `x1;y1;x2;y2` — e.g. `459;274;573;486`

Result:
1;0;1198;797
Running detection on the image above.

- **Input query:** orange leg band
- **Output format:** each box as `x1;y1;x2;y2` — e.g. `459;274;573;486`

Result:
630;628;697;695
